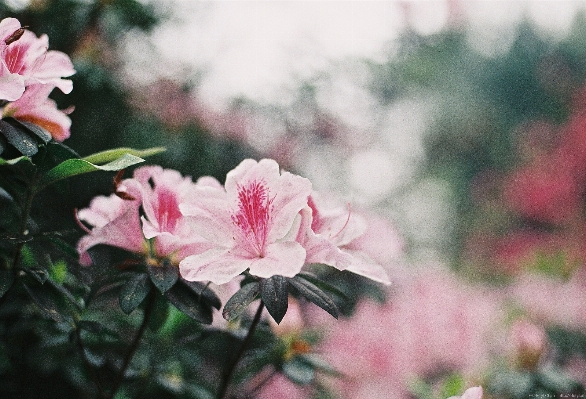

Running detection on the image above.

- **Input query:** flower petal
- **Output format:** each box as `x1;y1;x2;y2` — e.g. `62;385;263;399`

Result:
179;248;252;285
248;241;306;278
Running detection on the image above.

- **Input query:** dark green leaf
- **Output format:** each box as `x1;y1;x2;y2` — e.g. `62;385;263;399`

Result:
148;294;169;332
22;281;72;323
260;275;289;324
147;263;179;293
82;147;165;164
38;153;145;191
0;120;38;157
6;118;52;144
297;354;341;376
119;273;151;315
165;281;213;324
297;272;349;301
288;276;338;319
222;282;260;321
282;356;315;385
27;267;49;284
0;269;14;298
182;279;222;310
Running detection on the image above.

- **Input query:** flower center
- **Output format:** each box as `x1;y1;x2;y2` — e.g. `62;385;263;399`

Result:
155;186;182;233
232;179;273;257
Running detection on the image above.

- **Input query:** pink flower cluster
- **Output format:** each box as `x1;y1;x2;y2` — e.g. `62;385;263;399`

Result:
313;267;503;399
0;18;75;141
77;159;393;287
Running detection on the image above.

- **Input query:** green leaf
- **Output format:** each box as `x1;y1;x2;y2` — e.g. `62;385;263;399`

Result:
147;263;179;293
165;280;213;324
82;147;165;164
297;272;349;302
78;320;105;334
38;153;145;191
260;275;289;324
0;156;30;165
0;269;15;298
22;280;73;324
182;279;222;310
222;282;260;321
0;120;38;156
6;118;52;144
282;356;315;385
288;276;338;319
119;273;151;315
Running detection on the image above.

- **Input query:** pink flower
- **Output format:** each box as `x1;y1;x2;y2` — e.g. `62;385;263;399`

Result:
296;193;393;284
179;159;312;285
3;84;72;141
77;166;211;266
77;193;145;266
0;18;74;101
448;386;483;399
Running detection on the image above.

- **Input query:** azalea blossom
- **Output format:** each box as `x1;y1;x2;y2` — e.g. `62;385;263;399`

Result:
77;166;211;266
179;158;312;285
0;17;74;102
3;84;72;141
296;192;392;284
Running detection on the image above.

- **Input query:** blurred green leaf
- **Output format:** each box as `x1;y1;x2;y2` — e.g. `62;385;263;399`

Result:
22;280;73;324
282;356;315;385
119;273;151;315
148;293;169;332
164;280;213;324
38;153;145;191
260;275;288;324
81;147;165;164
288;276;338;319
222;281;260;322
147;263;179;293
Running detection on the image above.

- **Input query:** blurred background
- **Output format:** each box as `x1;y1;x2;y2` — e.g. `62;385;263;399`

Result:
5;0;586;397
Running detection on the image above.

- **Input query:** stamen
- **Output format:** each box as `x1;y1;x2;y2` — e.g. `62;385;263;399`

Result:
232;179;273;256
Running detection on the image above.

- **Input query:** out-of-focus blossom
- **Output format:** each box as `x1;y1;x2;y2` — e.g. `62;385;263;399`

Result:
447;386;483;399
317;267;504;399
296;193;392;284
509;319;547;370
510;272;586;331
0;17;74;101
256;373;309;399
77;166;210;266
180;159;312;284
2;84;72;141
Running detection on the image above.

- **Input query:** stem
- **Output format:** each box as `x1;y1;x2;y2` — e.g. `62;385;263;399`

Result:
217;300;265;399
107;290;156;399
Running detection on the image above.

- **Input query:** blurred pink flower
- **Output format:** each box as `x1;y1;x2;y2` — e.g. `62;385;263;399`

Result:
508;319;547;370
3;84;72;141
256;373;309;399
295;193;393;284
317;267;504;399
448;386;483;399
179;159;312;285
77;166;211;266
0;17;74;101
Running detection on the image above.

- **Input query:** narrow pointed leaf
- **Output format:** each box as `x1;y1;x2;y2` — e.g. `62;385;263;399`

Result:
0;155;30;165
222;282;260;321
0;120;38;156
82;147;166;164
260;275;289;324
119;273;151;315
288;276;338;319
0;269;14;298
165;281;213;324
182;279;222;310
38;153;145;190
147;263;179;293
